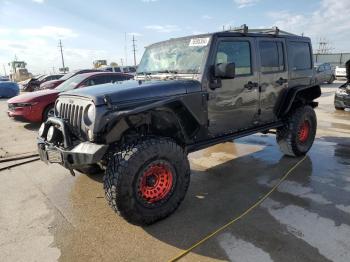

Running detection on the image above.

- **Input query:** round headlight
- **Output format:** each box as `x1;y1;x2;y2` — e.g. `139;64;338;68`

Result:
47;126;55;142
55;101;62;116
84;104;95;125
38;123;46;138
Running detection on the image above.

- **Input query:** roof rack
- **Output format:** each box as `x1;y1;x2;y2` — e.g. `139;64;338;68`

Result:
227;24;297;36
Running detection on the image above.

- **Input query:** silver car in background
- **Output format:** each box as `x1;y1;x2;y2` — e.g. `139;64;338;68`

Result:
315;63;335;84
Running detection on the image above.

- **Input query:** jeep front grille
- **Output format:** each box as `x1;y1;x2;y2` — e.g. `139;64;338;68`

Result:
58;103;84;129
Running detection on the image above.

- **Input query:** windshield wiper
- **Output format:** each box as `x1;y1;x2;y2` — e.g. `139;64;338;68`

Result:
154;70;178;74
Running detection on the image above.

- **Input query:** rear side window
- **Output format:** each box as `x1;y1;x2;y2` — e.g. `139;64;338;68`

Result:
259;41;285;73
216;41;252;75
111;75;132;82
289;42;312;70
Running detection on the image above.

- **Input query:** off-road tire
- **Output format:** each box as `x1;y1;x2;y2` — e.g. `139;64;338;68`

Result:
76;164;104;175
42;104;54;122
276;106;317;157
103;137;190;225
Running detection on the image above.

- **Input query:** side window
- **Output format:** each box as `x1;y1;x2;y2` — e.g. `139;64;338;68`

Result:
114;67;121;73
289;42;312;70
111;75;124;82
215;41;251;76
259;41;285;73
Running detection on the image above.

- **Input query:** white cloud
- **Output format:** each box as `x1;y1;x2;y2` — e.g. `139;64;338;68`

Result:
202;15;212;20
234;0;260;8
20;26;78;39
267;0;350;52
145;24;180;33
32;0;45;3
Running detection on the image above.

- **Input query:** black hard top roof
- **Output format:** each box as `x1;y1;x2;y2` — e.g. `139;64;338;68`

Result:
148;25;310;48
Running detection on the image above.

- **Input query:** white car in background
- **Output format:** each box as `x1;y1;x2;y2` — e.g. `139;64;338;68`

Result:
335;66;347;78
100;65;137;76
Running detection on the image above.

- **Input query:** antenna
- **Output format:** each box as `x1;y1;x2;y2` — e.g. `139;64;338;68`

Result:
132;35;137;66
58;40;66;73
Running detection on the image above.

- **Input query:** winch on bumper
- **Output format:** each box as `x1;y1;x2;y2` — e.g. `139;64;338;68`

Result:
37;117;108;170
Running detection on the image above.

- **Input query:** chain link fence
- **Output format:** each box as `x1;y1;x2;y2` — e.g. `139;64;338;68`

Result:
313;53;350;68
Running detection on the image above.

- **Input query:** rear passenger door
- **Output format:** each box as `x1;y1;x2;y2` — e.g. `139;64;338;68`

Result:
257;38;288;123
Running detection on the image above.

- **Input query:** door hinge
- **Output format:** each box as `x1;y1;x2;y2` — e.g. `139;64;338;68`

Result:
258;109;261;115
207;119;210;126
258;86;262;93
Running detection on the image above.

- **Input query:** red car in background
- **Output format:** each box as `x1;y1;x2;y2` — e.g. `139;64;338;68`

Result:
8;72;133;122
40;69;102;90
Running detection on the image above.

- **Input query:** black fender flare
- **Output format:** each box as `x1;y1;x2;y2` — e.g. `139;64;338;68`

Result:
104;98;200;144
275;85;321;117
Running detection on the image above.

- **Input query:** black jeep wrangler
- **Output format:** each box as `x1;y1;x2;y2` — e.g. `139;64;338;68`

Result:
38;26;321;225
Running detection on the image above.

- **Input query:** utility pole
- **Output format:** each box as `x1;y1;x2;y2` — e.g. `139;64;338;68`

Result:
58;40;66;73
120;58;124;66
132;35;137;66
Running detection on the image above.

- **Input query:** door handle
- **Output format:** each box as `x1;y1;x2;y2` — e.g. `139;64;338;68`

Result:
244;81;259;90
276;77;288;85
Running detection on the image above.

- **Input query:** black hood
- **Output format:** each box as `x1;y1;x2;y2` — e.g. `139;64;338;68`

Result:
61;79;202;105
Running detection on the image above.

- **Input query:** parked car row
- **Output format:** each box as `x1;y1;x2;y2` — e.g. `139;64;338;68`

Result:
7;71;133;122
19;74;64;92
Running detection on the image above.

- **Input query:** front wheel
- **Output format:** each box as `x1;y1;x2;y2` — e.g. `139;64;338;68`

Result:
104;138;190;225
327;75;335;84
276;106;317;157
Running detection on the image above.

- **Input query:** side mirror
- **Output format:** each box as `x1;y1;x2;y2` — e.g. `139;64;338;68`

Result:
215;63;236;79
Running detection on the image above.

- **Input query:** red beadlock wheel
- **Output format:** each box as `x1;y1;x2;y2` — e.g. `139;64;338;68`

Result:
298;120;310;143
138;161;174;203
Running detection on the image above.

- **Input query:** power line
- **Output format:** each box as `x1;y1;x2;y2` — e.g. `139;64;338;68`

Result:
315;37;334;54
132;35;137;66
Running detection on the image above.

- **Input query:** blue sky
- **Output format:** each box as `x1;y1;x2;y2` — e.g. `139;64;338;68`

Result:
1;0;349;74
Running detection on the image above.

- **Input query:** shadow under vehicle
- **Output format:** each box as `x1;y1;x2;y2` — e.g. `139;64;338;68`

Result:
37;25;321;225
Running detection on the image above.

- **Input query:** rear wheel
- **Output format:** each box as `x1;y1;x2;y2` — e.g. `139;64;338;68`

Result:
104;137;190;225
276;106;317;157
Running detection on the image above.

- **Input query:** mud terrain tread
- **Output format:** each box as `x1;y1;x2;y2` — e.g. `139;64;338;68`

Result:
103;137;190;225
276;106;316;157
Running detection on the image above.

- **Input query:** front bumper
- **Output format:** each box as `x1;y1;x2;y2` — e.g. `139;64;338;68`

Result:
37;117;108;169
7;105;42;122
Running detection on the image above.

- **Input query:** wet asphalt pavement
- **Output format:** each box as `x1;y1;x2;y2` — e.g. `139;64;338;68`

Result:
0;82;350;262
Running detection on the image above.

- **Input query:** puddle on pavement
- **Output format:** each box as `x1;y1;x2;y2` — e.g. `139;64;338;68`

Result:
48;134;350;262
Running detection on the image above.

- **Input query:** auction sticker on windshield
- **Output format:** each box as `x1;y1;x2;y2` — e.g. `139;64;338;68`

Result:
189;37;210;47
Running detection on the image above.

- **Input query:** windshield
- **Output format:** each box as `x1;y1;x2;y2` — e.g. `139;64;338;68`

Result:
60;71;76;81
56;74;86;91
137;36;211;74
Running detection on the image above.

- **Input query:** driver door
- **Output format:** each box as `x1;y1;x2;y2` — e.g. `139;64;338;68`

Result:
208;37;260;135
